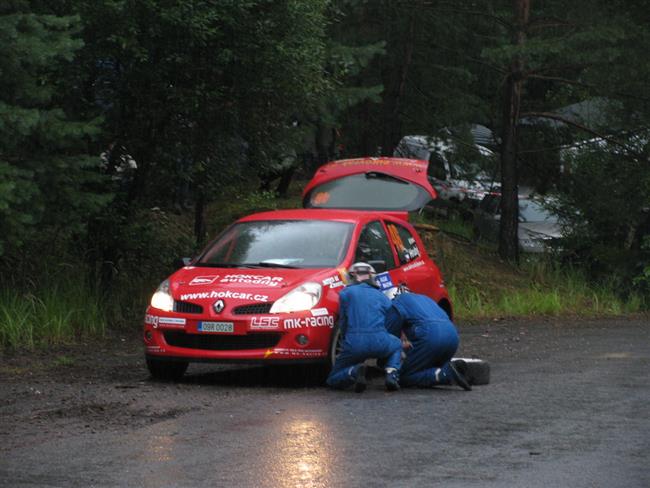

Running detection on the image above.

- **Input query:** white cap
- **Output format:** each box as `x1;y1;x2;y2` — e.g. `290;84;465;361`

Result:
349;262;376;282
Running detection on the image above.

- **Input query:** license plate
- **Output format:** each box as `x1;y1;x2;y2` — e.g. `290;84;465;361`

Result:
198;321;234;333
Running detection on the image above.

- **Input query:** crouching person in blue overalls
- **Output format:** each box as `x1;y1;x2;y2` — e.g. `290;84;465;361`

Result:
385;288;471;391
326;263;402;392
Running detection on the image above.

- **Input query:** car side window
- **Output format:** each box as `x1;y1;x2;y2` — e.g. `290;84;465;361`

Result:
428;152;447;181
386;222;422;265
354;221;396;272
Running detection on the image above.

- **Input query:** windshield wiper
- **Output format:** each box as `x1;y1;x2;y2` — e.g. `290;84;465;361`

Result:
240;261;300;269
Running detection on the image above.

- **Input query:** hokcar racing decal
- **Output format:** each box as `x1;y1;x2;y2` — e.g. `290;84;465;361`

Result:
179;290;269;302
403;260;425;272
159;317;186;326
337;159;423;169
189;275;219;286
322;275;345;289
311;191;330;205
219;275;284;287
337;267;350;284
310;308;330;316
387;224;406;252
144;314;158;327
283;315;335;329
265;348;326;358
375;272;395;291
250;316;281;330
144;315;186;329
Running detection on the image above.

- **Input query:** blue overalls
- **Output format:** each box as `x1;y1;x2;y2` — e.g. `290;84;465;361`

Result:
326;282;402;389
385;293;459;387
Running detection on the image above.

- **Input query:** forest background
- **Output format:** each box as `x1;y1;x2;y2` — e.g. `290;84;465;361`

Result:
1;0;649;348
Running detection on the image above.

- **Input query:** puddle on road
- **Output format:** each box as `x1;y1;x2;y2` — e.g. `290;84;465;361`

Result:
263;417;335;487
598;352;634;359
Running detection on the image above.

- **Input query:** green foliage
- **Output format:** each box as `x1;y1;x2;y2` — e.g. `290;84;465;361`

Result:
445;252;644;320
553;142;650;293
0;6;109;257
0;271;106;349
73;0;332;202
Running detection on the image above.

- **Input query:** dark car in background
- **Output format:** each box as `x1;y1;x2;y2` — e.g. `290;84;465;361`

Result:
473;193;563;253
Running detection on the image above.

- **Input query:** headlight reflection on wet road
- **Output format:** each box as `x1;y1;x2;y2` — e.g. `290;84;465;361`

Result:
265;417;334;488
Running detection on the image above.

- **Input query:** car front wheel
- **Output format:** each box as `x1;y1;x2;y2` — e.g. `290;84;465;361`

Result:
328;326;343;369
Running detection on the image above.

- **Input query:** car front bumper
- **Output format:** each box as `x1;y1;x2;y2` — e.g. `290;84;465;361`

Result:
143;308;335;363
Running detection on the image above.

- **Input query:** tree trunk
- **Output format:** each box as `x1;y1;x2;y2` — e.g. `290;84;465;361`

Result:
194;191;206;246
382;9;417;155
498;0;529;262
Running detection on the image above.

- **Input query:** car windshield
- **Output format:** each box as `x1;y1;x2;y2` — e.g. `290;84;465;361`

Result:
198;220;354;268
519;199;557;223
304;173;431;211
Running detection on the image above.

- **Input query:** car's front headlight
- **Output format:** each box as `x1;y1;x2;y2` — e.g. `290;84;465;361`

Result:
150;279;174;312
270;282;322;314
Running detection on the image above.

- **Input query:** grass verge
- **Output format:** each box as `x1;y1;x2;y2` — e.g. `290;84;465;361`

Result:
0;275;106;349
418;224;645;319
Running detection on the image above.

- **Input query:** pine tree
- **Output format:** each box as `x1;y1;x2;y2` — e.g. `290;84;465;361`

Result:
0;1;107;260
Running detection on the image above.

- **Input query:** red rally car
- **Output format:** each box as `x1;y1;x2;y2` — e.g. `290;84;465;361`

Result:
143;157;452;379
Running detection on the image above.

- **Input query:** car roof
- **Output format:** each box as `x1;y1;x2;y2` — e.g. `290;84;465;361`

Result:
237;208;408;224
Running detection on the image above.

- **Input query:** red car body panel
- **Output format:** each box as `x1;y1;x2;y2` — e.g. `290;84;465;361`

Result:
144;162;451;365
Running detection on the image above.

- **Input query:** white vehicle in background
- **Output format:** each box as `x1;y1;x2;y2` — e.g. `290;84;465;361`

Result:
473;192;564;253
393;135;499;207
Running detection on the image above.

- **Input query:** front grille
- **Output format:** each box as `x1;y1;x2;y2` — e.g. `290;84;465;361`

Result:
163;331;281;351
174;301;203;314
232;303;274;315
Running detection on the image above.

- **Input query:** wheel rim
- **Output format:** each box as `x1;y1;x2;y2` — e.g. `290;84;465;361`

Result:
330;328;343;366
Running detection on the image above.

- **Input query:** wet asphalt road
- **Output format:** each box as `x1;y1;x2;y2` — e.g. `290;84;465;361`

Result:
1;317;649;488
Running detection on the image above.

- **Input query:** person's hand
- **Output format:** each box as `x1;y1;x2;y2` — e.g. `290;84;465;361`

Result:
401;333;412;350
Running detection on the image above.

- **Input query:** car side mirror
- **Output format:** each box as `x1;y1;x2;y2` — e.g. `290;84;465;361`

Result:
173;257;192;269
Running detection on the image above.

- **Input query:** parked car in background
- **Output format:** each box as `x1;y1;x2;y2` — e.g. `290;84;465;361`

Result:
393;135;499;207
143;157;452;380
473;192;563;253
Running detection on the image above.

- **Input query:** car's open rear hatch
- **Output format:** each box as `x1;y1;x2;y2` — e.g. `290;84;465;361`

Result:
302;157;436;211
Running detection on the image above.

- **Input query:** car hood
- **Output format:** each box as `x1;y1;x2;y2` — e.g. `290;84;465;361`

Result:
518;221;563;239
169;266;343;305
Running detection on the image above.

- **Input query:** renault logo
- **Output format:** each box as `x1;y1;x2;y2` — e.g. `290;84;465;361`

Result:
213;299;225;313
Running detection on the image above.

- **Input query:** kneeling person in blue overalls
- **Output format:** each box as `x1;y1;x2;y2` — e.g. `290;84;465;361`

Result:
385;290;471;390
326;263;402;392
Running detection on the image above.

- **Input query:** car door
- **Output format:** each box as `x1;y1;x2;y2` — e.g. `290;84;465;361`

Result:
383;219;431;296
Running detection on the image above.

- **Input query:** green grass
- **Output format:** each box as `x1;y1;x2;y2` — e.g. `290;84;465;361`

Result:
427;232;645;319
0;276;106;349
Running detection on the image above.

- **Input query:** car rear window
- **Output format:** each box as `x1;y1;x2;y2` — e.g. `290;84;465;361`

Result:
198;220;354;268
303;173;432;211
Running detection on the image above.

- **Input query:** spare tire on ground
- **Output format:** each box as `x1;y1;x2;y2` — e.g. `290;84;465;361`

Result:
452;357;490;385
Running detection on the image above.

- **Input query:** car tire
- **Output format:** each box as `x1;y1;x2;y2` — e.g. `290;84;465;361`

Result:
146;357;188;381
452;357;490;385
328;325;343;369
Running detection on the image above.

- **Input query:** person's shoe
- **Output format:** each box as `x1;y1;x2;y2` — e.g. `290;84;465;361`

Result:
385;370;400;391
353;364;367;393
448;360;472;391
